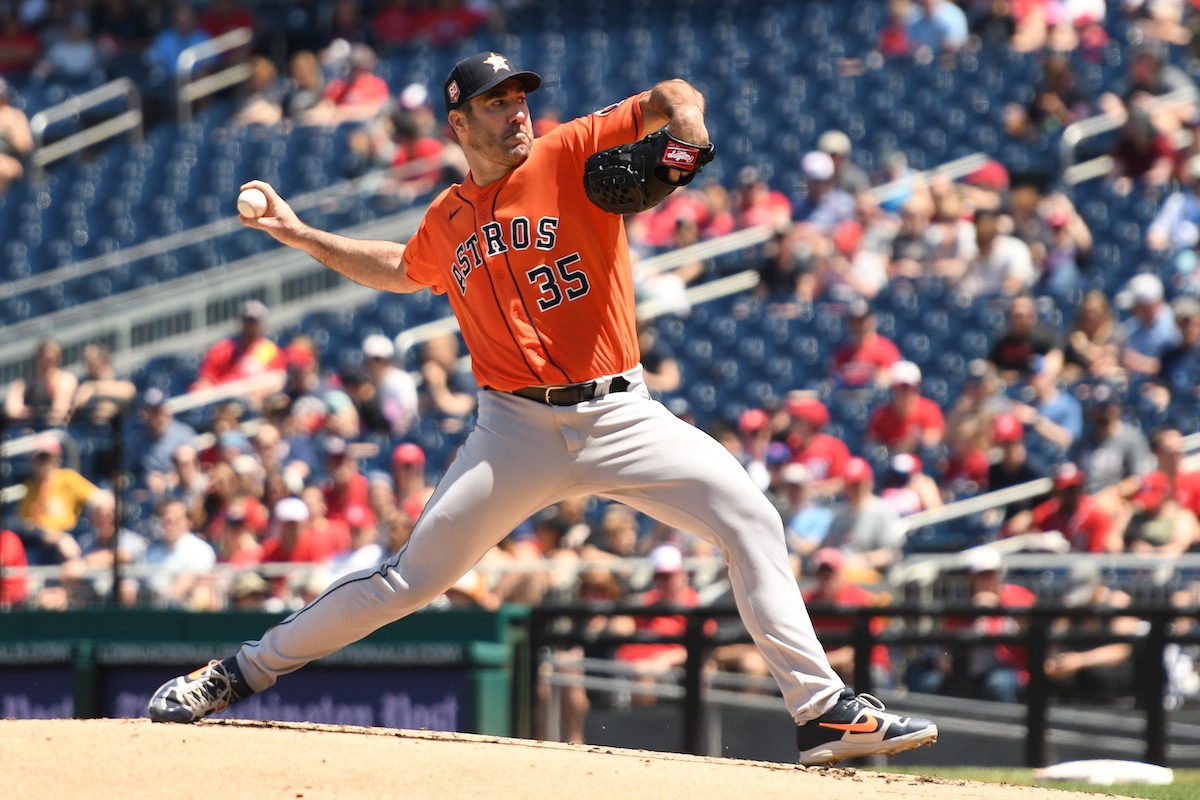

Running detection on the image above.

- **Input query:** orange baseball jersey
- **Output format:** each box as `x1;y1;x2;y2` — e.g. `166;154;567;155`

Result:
402;94;647;391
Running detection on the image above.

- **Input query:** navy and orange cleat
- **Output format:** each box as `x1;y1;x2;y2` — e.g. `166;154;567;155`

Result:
146;658;254;723
796;688;938;766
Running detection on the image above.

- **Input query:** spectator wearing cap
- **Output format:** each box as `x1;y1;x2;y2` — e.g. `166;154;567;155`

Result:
192;299;287;392
865;360;946;454
230;571;271;611
1077;383;1154;506
1007;353;1083;456
260;495;347;592
879;453;943;518
907;0;969;55
391;442;434;522
731;165;792;232
145;497;217;608
0;74;32;197
987;412;1047;520
359;334;419;437
950;210;1036;299
306;42;390;126
793;150;856;236
1003;462;1121;552
321;436;370;524
824;457;904;573
611;544;717;704
417;332;478;434
780;463;833;567
830;297;901;388
784;394;851;498
736;407;775;492
16;434;98;565
4;339;78;432
1116;273;1180;378
126;388;197;493
384;105;448;201
1122;468;1198;556
802;547;894;689
1147;155;1200;256
328;503;385;578
817;130;870;195
908;547;1037;703
989;294;1063;379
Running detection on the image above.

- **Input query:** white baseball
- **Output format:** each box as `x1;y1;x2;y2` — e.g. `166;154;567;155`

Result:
237;187;268;218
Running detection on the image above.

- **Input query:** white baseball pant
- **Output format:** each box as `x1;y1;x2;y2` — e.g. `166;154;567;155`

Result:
234;366;843;722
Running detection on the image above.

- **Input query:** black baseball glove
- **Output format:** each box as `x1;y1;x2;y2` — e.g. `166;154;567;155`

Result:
583;130;716;215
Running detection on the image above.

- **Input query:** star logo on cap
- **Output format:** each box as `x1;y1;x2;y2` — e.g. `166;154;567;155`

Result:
483;53;510;73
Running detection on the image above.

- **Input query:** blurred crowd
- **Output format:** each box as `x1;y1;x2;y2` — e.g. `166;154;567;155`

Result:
6;0;1200;718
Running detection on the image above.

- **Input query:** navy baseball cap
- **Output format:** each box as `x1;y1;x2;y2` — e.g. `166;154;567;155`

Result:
444;52;541;113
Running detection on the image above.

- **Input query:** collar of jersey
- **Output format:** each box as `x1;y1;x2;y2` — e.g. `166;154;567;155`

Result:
459;168;515;202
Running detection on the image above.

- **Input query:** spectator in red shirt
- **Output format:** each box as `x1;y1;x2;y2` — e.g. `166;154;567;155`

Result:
784;394;850;498
1146;425;1200;519
1;528;29;608
732;165;792;231
321;437;369;523
908;547;1036;703
192;300;287;391
831;297;901;388
1004;462;1121;553
391;442;433;523
612;544;715;703
260;497;348;599
865;360;946;454
802;547;893;689
307;43;390;126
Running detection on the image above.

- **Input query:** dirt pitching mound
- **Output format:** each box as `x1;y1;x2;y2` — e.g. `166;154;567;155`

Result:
2;718;1086;800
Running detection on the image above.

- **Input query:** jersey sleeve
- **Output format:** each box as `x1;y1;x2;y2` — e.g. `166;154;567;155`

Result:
554;94;646;168
402;187;456;294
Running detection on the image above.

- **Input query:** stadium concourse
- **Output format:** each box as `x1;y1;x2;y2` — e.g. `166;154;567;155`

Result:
5;0;1200;760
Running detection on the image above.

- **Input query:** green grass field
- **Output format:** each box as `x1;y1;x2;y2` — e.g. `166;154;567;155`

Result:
876;767;1200;799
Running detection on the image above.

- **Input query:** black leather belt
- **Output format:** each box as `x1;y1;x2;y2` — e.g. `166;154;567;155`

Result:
508;376;631;406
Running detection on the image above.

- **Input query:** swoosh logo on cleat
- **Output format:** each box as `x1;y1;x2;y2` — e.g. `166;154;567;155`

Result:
819;713;879;733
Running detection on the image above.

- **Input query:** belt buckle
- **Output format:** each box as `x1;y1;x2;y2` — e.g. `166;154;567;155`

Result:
542;384;572;404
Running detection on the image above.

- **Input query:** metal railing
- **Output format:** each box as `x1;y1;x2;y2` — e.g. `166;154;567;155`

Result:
176;27;254;122
529;602;1200;766
1059;86;1200;185
28;78;143;179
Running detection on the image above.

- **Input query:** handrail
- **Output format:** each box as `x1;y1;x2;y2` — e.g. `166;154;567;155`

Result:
176;26;254;122
894;429;1200;539
1059;85;1199;180
633;225;774;279
870;152;989;204
27;78;143;178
